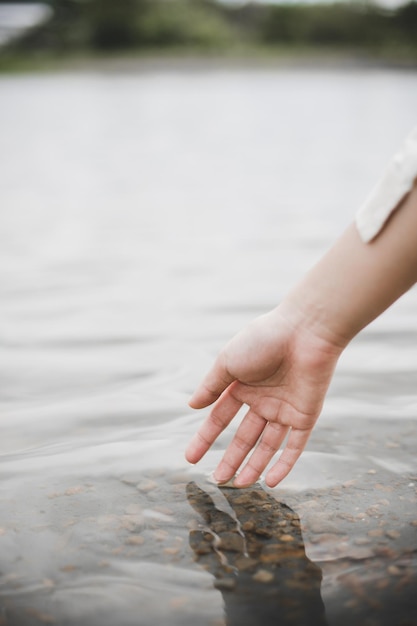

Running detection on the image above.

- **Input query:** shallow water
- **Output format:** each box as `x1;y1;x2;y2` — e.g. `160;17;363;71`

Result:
1;61;417;625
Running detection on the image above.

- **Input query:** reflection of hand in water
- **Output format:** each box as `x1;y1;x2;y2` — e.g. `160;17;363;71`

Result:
187;482;327;626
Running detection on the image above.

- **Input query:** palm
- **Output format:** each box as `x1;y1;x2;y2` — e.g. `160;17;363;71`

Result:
186;311;340;487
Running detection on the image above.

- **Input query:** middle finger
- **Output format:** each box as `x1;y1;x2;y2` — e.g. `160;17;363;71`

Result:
233;421;289;487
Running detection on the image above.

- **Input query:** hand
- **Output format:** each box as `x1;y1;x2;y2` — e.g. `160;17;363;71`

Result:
185;306;342;487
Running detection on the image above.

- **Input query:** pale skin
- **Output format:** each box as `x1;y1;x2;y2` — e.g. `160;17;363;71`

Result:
185;180;417;488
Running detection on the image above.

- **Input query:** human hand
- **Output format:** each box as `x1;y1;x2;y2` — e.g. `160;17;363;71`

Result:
185;307;342;487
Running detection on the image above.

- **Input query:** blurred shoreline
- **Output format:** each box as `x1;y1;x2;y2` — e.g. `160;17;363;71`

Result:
1;0;416;75
1;46;417;75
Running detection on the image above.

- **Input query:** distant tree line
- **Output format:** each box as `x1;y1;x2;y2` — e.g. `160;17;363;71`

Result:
258;1;417;49
2;0;417;55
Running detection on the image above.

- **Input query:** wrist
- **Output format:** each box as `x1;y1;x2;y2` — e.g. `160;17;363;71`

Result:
275;224;381;350
272;291;349;357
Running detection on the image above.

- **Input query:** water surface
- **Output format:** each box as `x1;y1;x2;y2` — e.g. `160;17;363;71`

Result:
1;61;417;625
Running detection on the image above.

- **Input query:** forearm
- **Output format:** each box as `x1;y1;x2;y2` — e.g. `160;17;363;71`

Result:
279;181;417;349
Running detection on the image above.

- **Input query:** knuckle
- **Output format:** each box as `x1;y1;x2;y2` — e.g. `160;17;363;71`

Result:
196;431;211;447
233;434;251;453
257;440;276;455
277;457;292;470
246;460;263;475
209;411;225;429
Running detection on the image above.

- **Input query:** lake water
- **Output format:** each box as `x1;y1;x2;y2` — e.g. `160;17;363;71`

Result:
1;59;417;626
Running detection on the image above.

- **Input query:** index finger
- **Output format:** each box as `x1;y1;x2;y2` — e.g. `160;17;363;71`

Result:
185;382;243;464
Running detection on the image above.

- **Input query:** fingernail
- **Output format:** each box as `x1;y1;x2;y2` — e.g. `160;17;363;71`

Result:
233;471;255;488
213;471;229;484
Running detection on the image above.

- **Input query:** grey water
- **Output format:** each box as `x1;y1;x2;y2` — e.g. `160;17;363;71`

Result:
1;61;417;626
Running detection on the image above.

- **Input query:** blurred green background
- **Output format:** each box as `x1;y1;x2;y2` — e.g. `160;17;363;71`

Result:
0;0;416;69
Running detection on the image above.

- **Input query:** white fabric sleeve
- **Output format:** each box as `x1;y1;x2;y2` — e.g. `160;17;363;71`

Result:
355;126;417;243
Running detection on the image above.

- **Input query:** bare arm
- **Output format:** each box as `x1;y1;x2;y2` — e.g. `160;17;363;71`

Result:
285;181;417;349
185;181;417;488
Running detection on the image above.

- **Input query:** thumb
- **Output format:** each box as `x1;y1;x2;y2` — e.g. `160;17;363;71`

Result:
189;354;235;409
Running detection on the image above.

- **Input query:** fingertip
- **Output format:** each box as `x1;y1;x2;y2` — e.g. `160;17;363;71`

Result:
233;479;256;489
185;434;208;465
184;439;197;464
188;389;213;410
187;390;198;408
264;474;280;488
213;468;234;486
232;471;258;489
185;444;202;465
265;465;288;488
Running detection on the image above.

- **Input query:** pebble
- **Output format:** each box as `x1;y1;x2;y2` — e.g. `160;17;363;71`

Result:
344;598;358;609
120;474;143;485
166;472;190;485
152;529;168;542
309;532;342;544
145;468;166;478
124;503;141;515
374;546;396;558
375;578;390;590
260;545;284;563
136;479;158;493
64;486;85;496
348;546;374;560
189;530;212;555
126;535;145;546
387;565;401;576
163;547;180;555
307;513;342;534
219;531;244;552
119;517;137;532
60;565;77;572
374;483;394;493
153;506;173;516
254;527;273;538
354;537;371;545
385;529;401;540
214;577;236;591
47;492;61;499
26;609;55;624
234;556;258;571
253;569;274;583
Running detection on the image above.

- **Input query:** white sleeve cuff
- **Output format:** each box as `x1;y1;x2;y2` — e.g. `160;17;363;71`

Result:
355;126;417;243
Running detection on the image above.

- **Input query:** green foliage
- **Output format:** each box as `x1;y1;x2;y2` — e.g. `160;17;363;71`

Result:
85;0;146;50
1;0;416;58
29;0;235;51
136;0;236;48
258;2;417;50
